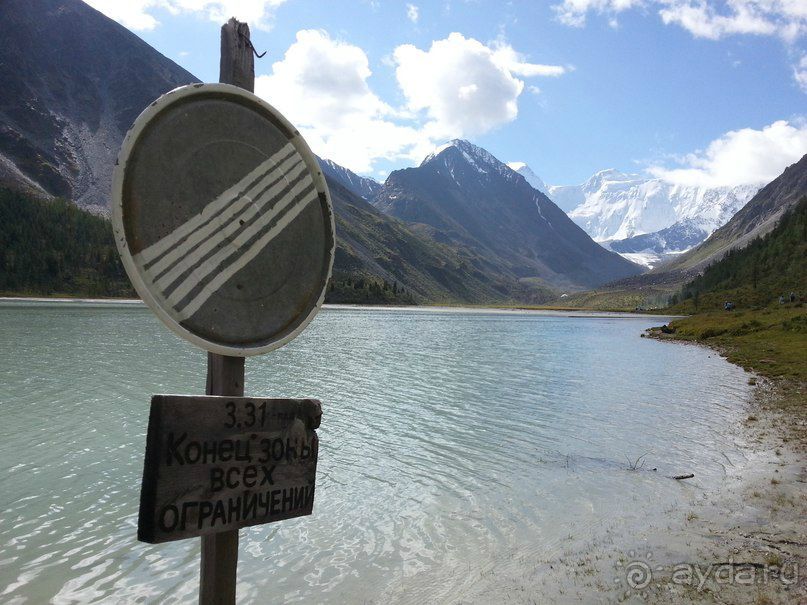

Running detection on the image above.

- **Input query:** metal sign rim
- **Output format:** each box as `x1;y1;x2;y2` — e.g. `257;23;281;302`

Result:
111;83;335;357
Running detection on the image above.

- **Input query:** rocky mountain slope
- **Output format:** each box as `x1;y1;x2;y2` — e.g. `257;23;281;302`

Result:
328;177;554;304
372;140;640;290
319;157;382;201
0;0;198;211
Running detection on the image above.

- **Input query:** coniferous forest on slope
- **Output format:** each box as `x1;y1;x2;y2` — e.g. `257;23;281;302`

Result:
0;187;418;304
674;196;807;310
0;188;133;297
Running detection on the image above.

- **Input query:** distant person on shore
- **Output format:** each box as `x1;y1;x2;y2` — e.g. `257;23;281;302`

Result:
780;295;786;304
790;292;796;303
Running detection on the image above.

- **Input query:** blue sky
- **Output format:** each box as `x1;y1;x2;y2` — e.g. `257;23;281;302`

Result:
87;1;807;187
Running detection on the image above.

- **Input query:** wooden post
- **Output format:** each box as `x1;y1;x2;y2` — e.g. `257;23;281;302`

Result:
220;18;255;92
199;354;244;605
199;17;254;605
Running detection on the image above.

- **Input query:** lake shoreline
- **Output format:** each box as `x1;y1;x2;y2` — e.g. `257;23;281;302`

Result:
629;371;806;604
0;295;144;304
0;295;682;321
459;331;806;604
608;329;806;604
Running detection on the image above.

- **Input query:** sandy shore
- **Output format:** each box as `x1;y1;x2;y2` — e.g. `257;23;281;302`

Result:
458;348;806;603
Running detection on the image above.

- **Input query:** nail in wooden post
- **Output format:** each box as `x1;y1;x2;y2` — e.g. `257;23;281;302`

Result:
199;17;254;605
219;18;255;92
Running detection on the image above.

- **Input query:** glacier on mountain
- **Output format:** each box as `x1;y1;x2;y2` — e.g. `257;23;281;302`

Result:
555;169;759;242
509;163;761;267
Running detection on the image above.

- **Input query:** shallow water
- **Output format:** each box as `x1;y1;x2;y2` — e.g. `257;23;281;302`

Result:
0;302;752;603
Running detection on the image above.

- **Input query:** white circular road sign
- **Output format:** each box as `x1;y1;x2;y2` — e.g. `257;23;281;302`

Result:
112;83;335;356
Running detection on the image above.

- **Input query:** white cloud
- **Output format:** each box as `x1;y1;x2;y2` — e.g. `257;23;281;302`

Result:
659;1;780;40
84;0;288;31
553;0;807;40
393;33;566;139
491;43;570;76
552;1;807;92
257;30;390;128
84;0;163;30
255;30;422;172
255;30;566;173
553;0;644;27
406;3;419;23
794;54;807;92
649;119;807;187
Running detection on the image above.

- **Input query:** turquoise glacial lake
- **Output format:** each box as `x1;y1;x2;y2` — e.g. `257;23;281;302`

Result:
0;302;752;603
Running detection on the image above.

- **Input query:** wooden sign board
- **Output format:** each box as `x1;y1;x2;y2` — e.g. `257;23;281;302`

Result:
138;395;321;544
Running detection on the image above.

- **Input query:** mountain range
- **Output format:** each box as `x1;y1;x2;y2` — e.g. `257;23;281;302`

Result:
659;153;807;276
7;0;801;308
372;140;638;290
0;0;643;304
511;165;761;268
588;153;807;306
0;0;198;211
319;157;382;201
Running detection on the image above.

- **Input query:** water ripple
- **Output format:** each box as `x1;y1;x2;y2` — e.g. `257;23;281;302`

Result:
0;303;752;603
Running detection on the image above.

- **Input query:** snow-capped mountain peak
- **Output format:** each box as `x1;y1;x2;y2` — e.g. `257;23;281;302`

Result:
507;162;550;196
585;168;641;189
374;140;640;289
558;175;760;243
421;139;519;183
546;168;762;267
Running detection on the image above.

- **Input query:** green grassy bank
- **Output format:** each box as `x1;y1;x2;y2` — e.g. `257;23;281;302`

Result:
648;304;806;381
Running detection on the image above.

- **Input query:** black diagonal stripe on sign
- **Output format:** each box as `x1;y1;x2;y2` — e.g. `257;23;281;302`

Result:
148;157;304;284
172;180;317;315
141;146;297;272
159;170;312;303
